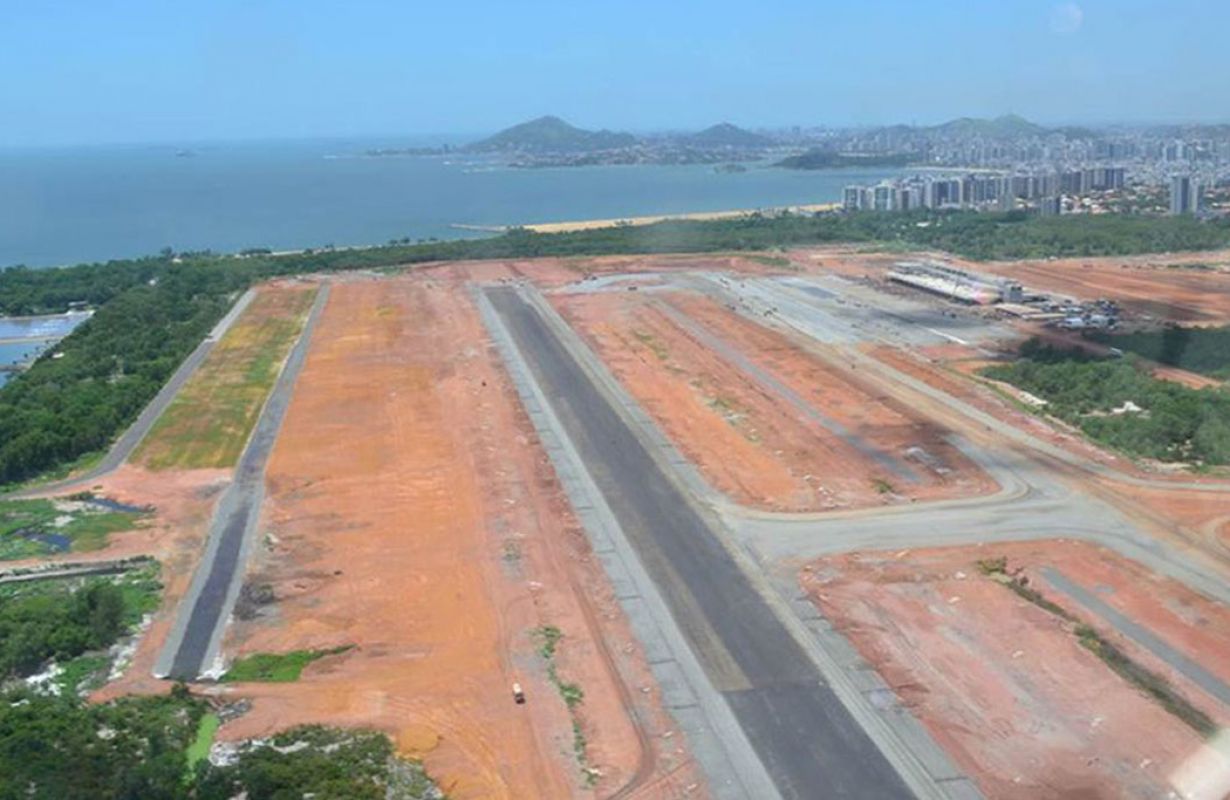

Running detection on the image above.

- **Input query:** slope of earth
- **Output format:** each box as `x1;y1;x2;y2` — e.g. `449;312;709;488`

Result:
800;540;1229;800
216;272;701;799
555;287;994;511
134;282;318;470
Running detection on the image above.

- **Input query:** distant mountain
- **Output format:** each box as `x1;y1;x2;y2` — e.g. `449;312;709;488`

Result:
468;115;638;153
776;150;917;170
930;114;1049;138
683;122;771;148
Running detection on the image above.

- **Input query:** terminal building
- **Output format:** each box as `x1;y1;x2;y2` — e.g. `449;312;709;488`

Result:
887;261;1023;305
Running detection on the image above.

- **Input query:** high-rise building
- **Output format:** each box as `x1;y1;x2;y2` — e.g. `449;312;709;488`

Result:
1170;175;1201;215
1038;196;1062;216
843;185;863;211
872;184;894;211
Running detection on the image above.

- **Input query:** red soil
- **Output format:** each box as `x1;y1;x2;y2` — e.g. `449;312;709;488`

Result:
215;273;703;799
800;540;1228;799
555;288;995;511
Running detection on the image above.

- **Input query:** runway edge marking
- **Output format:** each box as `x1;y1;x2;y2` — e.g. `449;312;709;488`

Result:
513;280;985;800
475;284;780;800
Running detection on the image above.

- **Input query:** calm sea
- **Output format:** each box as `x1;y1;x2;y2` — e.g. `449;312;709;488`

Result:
0;313;90;387
0;138;903;382
0;138;903;269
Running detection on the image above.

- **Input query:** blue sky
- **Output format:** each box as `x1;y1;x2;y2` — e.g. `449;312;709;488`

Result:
1;0;1224;146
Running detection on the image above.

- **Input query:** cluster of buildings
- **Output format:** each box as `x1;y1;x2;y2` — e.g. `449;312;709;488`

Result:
886;261;1119;329
843;167;1210;217
843;168;1127;214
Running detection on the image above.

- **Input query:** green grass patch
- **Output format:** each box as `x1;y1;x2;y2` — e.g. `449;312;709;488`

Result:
0;497;147;561
185;712;221;777
134;286;317;471
746;253;793;269
533;624;563;660
221;645;352;683
55;653;110;695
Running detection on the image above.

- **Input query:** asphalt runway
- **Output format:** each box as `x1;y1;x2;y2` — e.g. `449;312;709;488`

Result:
486;286;912;799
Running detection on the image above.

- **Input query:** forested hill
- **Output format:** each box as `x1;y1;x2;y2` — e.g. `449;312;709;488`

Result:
3;210;1230;486
683;123;771;148
467;115;638;153
775;150;917;169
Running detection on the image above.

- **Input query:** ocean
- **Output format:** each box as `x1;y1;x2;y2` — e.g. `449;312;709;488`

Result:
0;312;91;388
0;138;904;382
0;138;904;269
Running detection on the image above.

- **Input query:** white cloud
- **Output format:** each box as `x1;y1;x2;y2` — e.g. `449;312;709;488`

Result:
1050;3;1085;35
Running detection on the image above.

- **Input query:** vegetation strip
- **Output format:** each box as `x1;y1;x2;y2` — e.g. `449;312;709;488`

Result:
221;645;353;683
3;210;1229;487
185;712;221;777
533;625;597;785
134;285;317;470
976;557;1216;736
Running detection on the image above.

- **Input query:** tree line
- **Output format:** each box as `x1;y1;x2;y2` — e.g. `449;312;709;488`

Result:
1098;324;1230;379
984;339;1230;466
3;211;1230;485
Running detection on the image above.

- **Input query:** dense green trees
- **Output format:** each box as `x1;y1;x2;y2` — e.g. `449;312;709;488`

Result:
0;262;250;484
0;693;437;800
0;690;206;800
1099;325;1230;378
0;578;139;679
984;339;1230;466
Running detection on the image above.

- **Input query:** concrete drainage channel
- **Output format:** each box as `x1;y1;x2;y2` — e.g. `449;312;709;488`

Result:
477;282;982;800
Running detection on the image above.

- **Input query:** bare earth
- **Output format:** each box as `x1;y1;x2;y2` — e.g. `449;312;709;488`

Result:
555;288;994;511
213;272;702;799
800;540;1230;800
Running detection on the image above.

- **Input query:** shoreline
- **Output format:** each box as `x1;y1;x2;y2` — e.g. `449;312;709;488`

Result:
453;202;841;235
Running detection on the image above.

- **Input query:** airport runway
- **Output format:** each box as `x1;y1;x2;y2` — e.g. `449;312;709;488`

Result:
156;284;329;680
486;285;913;800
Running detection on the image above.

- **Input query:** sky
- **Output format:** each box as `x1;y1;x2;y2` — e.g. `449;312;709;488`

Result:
1;0;1225;147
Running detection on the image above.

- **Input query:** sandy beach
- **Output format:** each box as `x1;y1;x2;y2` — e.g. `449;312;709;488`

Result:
475;202;841;234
